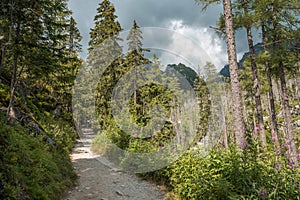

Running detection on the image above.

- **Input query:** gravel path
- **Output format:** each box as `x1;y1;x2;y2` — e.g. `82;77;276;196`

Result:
64;128;166;200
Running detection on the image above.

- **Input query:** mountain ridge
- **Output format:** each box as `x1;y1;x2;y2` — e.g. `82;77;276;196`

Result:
220;43;264;77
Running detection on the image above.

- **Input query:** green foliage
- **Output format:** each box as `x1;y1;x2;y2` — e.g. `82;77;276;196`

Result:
40;115;77;153
88;0;122;51
0;0;81;199
141;146;300;200
87;0;124;129
88;2;299;200
91;129;126;164
0;83;9;107
127;20;145;53
0;116;76;200
0;0;82;122
195;0;221;11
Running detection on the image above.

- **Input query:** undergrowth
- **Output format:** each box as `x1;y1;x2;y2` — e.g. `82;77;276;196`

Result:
148;146;300;200
0;114;77;200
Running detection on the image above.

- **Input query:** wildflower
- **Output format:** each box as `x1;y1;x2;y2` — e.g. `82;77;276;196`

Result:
274;163;280;170
285;151;290;156
172;148;177;153
288;161;295;170
289;161;295;166
132;130;138;138
274;148;280;155
285;139;290;144
259;189;267;197
281;144;286;151
239;141;248;150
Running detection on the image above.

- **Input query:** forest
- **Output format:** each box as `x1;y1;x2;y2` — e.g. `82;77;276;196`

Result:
0;0;300;199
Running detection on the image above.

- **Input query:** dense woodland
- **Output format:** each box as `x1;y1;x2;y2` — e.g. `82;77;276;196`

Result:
0;0;300;199
0;0;81;199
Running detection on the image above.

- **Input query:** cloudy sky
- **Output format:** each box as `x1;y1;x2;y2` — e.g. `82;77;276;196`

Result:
68;0;260;70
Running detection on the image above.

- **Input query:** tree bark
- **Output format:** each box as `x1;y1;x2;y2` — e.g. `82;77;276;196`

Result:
0;47;3;75
6;21;20;124
278;60;297;164
244;15;267;148
222;0;246;149
243;0;266;148
270;3;296;163
261;24;280;149
223;110;229;148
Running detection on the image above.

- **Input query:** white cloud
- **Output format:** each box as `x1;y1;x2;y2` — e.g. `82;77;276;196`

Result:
160;20;228;71
68;0;227;62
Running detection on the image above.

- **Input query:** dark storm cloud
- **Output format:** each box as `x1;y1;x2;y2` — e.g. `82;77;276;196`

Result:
68;0;224;59
68;0;260;67
112;0;223;29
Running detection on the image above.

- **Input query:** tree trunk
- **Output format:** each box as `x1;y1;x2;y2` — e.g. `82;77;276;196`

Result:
243;0;266;148
261;24;280;149
222;87;229;148
278;60;297;164
222;0;246;149
270;3;296;162
223;112;229;148
134;66;137;105
0;47;3;75
6;21;20;124
246;34;266;146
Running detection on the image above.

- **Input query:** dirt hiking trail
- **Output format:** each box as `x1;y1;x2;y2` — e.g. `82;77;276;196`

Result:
64;128;166;200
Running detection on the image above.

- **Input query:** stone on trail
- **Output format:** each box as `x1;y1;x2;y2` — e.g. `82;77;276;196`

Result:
116;190;124;196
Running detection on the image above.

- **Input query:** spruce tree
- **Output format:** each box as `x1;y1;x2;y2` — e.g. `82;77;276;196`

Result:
197;0;246;148
88;0;123;128
52;15;82;114
0;0;77;123
222;0;247;149
125;20;149;105
193;69;211;145
88;0;122;52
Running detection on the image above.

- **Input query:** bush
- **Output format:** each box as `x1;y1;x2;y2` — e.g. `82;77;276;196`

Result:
163;146;300;200
132;144;300;200
91;129;124;164
40;115;77;153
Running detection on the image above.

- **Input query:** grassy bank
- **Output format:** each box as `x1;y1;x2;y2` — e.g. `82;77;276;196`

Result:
0;114;77;200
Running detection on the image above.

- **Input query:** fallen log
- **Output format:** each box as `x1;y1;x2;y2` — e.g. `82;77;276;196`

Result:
2;107;57;146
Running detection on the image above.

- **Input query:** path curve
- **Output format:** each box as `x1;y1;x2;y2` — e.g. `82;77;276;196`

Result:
64;128;166;200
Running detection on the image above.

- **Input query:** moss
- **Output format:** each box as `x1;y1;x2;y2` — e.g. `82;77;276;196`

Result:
0;83;10;107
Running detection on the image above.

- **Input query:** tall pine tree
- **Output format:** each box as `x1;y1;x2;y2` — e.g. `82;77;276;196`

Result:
0;0;81;123
125;20;149;104
88;0;123;128
196;0;246;148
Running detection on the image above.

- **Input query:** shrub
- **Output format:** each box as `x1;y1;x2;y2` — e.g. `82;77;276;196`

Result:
40;115;77;153
165;146;300;200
